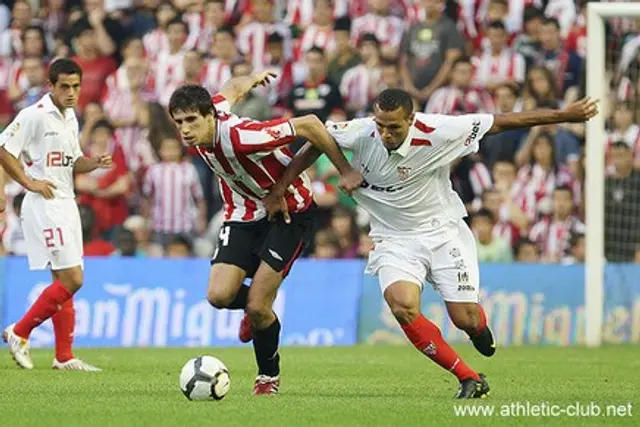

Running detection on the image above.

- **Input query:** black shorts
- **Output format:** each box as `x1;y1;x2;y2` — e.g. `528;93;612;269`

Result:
211;205;317;278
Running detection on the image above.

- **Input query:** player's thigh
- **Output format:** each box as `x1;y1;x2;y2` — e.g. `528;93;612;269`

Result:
429;220;480;304
211;221;262;277
258;208;316;277
21;196;83;271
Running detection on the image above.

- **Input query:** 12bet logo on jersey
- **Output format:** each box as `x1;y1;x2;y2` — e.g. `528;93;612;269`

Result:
47;151;74;167
465;120;482;146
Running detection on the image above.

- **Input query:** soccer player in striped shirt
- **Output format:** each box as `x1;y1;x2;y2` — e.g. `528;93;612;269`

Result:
265;88;598;399
168;71;362;395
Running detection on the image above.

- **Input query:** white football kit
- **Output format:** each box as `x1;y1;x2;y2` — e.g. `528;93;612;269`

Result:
0;94;84;270
327;113;495;302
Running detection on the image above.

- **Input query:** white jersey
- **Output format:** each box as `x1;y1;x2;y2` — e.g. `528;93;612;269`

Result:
0;93;83;199
327;113;494;238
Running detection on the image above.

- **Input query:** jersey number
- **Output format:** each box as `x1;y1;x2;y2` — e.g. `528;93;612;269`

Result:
212;226;231;260
44;228;64;248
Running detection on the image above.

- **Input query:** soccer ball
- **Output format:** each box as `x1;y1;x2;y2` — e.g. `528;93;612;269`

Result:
179;356;230;401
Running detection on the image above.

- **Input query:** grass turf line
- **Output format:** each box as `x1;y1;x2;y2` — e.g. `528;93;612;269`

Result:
1;345;638;427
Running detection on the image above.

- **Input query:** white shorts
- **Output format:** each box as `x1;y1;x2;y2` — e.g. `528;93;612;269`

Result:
366;219;480;303
21;194;84;271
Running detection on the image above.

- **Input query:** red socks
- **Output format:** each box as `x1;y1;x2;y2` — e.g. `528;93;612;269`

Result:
401;314;479;381
52;298;75;362
14;280;72;339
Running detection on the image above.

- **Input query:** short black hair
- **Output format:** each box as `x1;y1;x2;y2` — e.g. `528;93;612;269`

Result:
167;17;188;32
514;237;538;256
381;58;398;68
216;25;236;38
374;89;414;117
543;17;561;30
168;84;214;118
358;33;381;48
523;7;543;23
91;119;114;134
495;82;519;97
473;208;495;223
487;20;506;31
333;16;351;32
611;140;631;151
306;46;325;57
267;32;284;44
169;234;193;251
48;58;82;84
452;56;472;69
553;185;573;197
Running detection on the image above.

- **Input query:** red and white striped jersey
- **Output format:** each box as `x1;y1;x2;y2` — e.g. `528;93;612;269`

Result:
204;59;232;94
339;64;381;114
7;59;28;92
529;216;585;262
143;29;169;61
493;220;520;248
473;49;526;88
284;0;350;28
468;162;492;198
295;25;335;60
351;13;405;52
0;57;13;90
544;0;577;38
103;88;158;172
143;161;204;233
153;50;186;101
425;86;495;115
459;0;541;37
104;65;156;96
183;12;204;52
511;164;580;221
0;27;23;57
237;21;293;72
196;94;313;222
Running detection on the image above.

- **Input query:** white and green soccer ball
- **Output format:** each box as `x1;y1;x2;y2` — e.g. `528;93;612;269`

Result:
179;356;230;401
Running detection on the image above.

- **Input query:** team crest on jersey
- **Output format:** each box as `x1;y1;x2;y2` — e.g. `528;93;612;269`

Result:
397;166;411;181
265;127;282;139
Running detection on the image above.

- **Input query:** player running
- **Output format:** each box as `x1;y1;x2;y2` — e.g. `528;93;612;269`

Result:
1;58;112;371
167;73;362;395
264;88;598;398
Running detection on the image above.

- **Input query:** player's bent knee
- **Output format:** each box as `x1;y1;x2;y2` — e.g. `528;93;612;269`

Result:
206;287;236;309
384;282;421;325
447;302;479;332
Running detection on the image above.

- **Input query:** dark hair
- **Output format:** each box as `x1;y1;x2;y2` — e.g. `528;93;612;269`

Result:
473;208;495;223
358;33;381;48
495;82;519;97
168;84;214;118
553;185;573;198
334;16;351;32
381;58;398;68
121;36;142;52
48;58;82;84
523;7;543;23
216;25;236;38
543;17;561;30
532;131;557;168
306;46;325;57
611;140;631;151
487;20;506;31
490;0;507;6
267;32;284;44
452;56;472;69
514;237;538;257
374;89;414;117
91;119;114;134
169;234;193;251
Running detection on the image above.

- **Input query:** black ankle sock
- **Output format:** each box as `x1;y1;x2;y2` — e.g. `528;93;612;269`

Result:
253;316;281;377
227;284;249;309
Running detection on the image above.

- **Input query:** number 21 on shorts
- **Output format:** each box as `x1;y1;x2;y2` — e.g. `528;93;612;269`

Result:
44;227;64;248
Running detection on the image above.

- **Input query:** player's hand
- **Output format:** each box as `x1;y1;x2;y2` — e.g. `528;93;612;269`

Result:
28;179;56;199
264;193;291;224
95;154;113;169
338;168;364;195
252;71;278;89
561;97;599;122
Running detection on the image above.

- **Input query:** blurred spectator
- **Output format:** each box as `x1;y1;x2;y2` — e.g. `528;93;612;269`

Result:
287;46;343;122
514;237;539;263
160;50;212;106
327;17;360;86
523;66;560;109
330;206;358;258
205;26;239;93
143;137;206;249
112;227;144;257
8;56;48;111
122;215;162;257
294;0;336;60
0;0;33;57
154;18;188;103
606;102;640;173
351;0;404;59
356;226;373;259
471;209;513;263
2;192;26;255
513;7;544;70
76;120;130;237
473;21;526;92
79;203;116;256
340;33;382;118
538;17;582;93
166;234;194;258
401;0;464;104
562;231;585;264
529;186;585;263
311;228;341;259
143;1;178;61
196;0;227;54
425;56;493;114
229;60;271;120
605;142;640;262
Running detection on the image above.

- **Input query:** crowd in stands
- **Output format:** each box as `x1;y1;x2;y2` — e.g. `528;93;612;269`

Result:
0;0;639;263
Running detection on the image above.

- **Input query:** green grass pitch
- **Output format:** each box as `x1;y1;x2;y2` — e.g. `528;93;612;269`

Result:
1;345;638;427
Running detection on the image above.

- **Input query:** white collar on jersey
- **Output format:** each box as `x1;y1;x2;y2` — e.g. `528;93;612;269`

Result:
39;93;75;121
392;116;418;158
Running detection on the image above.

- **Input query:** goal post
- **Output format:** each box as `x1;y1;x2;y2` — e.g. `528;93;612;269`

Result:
585;2;640;348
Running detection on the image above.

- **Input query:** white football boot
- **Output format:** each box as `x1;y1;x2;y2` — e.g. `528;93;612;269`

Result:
52;358;102;372
3;323;34;369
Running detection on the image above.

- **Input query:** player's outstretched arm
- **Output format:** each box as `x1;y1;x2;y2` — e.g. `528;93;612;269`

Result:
0;146;56;199
219;71;277;107
290;115;362;192
488;97;599;134
73;154;112;174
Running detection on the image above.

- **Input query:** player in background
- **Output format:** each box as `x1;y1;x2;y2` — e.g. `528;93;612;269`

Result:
168;72;362;395
264;88;598;398
0;58;112;371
